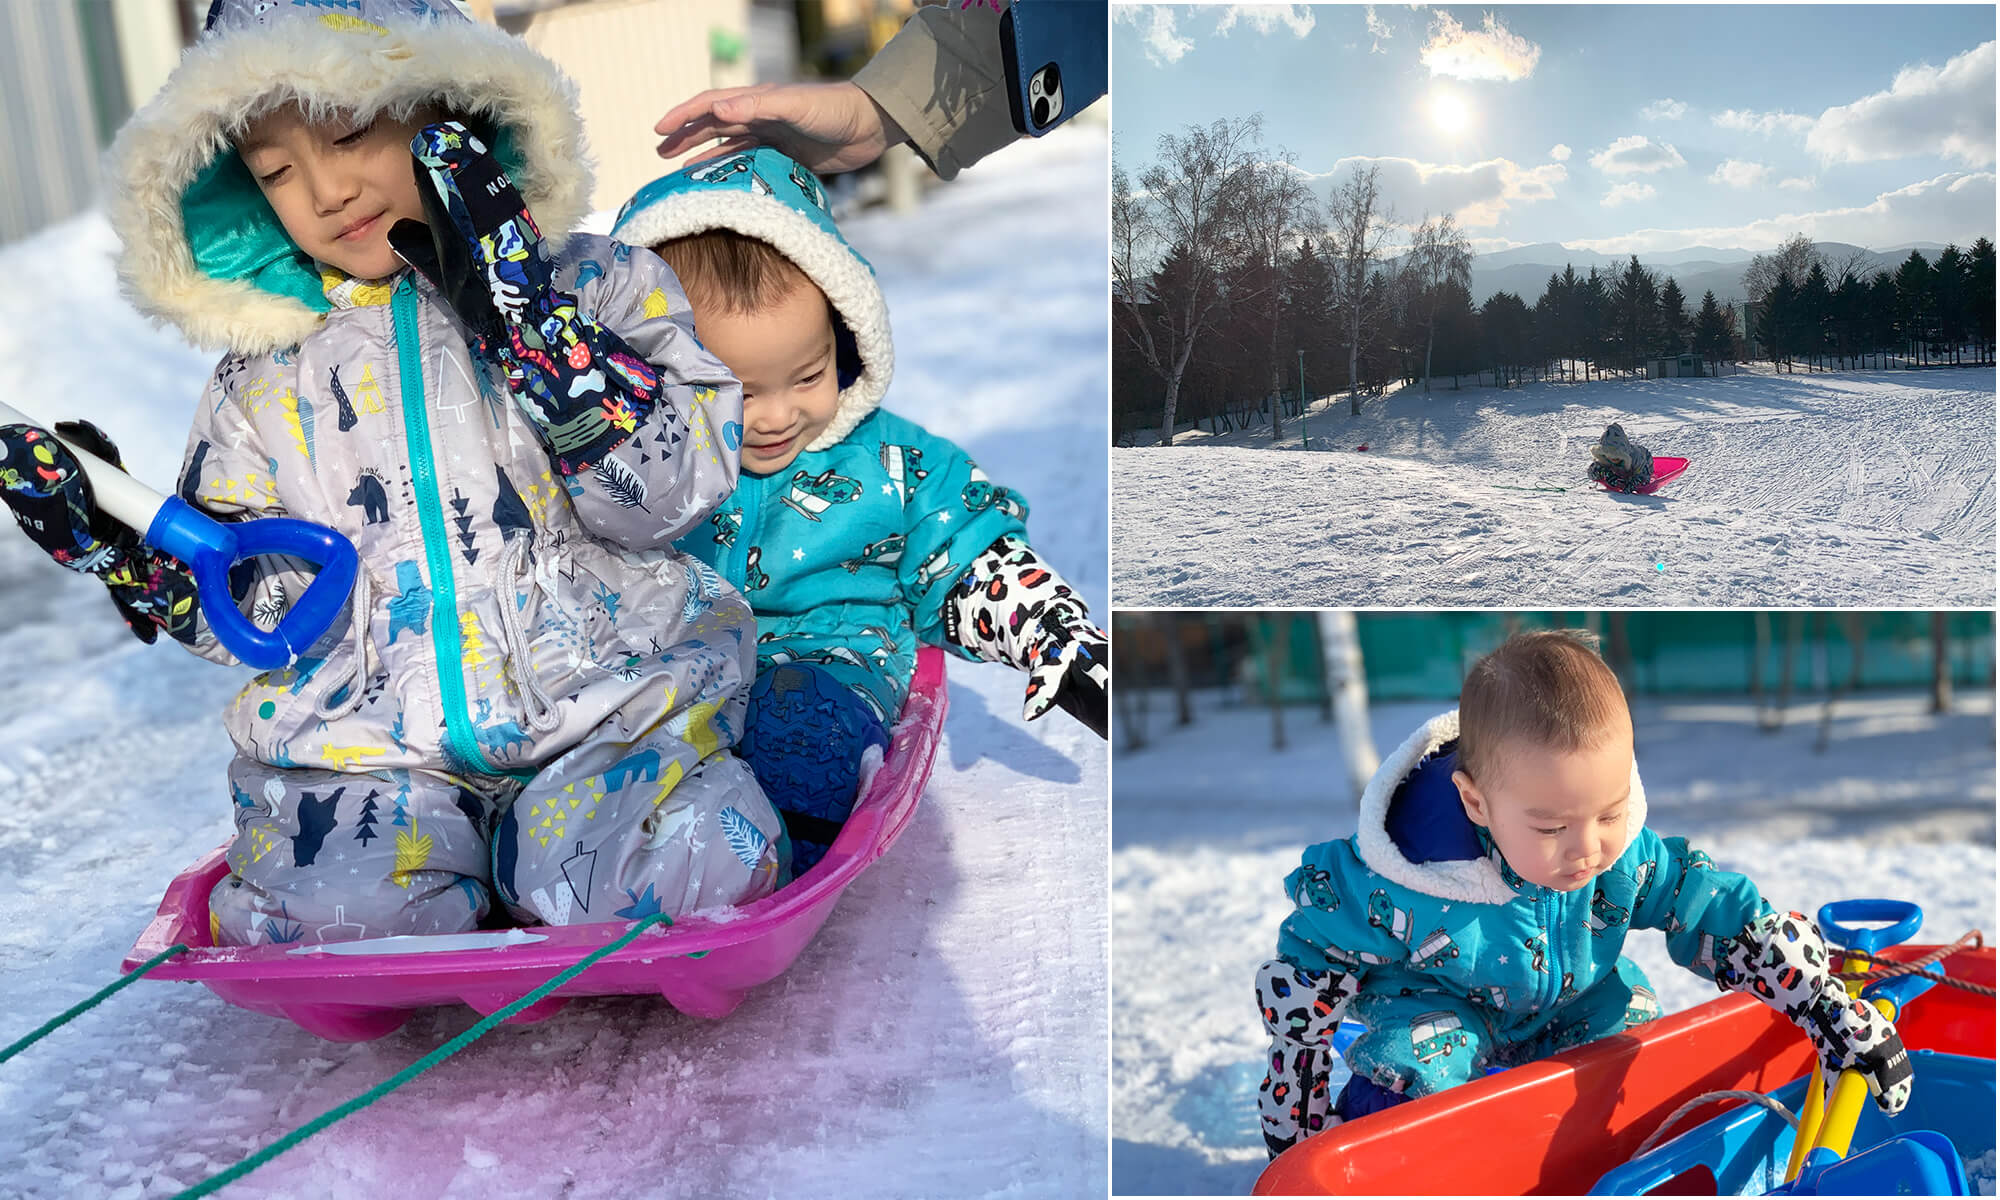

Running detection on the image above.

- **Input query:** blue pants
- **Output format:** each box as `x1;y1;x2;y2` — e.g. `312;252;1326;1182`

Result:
1338;956;1659;1111
738;663;890;875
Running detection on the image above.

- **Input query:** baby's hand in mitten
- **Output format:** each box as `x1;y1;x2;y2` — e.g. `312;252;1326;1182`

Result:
0;421;198;643
1022;603;1107;739
392;121;660;473
1716;910;1914;1116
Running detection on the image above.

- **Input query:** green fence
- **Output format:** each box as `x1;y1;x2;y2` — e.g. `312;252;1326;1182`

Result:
1168;612;1996;703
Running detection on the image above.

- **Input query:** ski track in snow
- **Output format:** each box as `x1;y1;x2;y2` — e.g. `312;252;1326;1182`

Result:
1114;372;1996;606
1111;693;1997;1196
0;129;1108;1198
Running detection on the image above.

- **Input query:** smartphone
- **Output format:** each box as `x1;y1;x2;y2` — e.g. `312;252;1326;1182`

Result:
999;0;1108;137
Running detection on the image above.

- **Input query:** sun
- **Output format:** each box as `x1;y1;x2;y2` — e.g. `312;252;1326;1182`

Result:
1430;89;1471;136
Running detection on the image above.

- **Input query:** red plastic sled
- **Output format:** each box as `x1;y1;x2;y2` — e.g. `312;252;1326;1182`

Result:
122;648;949;1041
1597;456;1689;495
1254;944;1993;1196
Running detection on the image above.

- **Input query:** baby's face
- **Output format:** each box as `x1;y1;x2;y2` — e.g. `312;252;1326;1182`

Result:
1454;730;1634;892
686;281;842;476
237;104;435;281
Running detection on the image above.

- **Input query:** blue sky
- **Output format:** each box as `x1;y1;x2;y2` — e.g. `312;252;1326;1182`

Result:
1113;4;1996;254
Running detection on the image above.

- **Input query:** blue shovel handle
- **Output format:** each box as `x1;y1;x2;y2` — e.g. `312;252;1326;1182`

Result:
146;496;358;670
1816;899;1924;957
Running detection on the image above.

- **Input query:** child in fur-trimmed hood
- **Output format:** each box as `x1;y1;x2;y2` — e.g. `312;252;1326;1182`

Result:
612;148;1108;873
1253;630;1912;1157
0;0;791;945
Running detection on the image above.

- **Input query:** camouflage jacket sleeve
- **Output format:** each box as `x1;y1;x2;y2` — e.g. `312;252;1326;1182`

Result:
853;1;1017;182
560;236;744;550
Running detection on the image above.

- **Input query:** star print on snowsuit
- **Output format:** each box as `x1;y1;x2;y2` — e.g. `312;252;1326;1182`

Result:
1251;709;1912;1159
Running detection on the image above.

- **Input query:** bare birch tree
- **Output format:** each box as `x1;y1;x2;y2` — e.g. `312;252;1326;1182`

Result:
1325;163;1400;415
1406;212;1474;393
1317;610;1380;799
1112;118;1265;446
1231;156;1317;441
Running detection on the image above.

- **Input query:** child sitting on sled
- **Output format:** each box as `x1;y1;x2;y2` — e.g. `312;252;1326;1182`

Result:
1587;422;1656;491
1253;630;1912;1158
610;149;1108;873
0;0;788;945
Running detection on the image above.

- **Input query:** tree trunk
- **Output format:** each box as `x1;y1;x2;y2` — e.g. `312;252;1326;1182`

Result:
1750;611;1768;719
1157;337;1198;447
1317;611;1380;800
1770;612;1801;731
1348;335;1363;416
1931;612;1952;713
1266;617;1291;751
1162;613;1194;727
1607;613;1634;700
1424;321;1436;393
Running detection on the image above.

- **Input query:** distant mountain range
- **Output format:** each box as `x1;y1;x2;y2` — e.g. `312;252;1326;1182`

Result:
1468;241;1952;308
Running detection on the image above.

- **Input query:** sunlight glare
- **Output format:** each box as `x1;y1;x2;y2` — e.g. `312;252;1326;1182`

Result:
1430;89;1471;135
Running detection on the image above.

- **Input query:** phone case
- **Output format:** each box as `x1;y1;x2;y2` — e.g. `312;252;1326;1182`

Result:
999;0;1109;137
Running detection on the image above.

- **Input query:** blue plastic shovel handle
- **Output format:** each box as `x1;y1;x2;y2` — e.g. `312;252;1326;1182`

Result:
1816;899;1924;957
146;496;358;670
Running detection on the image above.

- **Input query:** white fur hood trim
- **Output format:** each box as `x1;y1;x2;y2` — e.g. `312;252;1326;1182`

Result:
105;11;589;354
610;183;892;454
1354;709;1650;904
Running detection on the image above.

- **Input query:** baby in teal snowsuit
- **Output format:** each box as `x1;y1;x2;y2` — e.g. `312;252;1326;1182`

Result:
610;149;1107;872
1255;631;1913;1158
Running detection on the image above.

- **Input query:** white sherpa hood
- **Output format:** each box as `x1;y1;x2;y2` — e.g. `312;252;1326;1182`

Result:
1355;709;1651;905
609;148;892;453
105;0;590;354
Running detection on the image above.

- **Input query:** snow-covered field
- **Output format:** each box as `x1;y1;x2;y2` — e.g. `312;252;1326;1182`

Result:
1112;689;1997;1196
1113;371;1996;606
0;128;1108;1198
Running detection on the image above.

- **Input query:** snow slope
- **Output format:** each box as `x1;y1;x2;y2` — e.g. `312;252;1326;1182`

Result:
1112;690;1996;1197
0;129;1108;1198
1113;370;1995;607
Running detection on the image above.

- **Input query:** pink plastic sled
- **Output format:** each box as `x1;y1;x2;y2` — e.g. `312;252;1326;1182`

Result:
1596;455;1688;495
122;649;948;1041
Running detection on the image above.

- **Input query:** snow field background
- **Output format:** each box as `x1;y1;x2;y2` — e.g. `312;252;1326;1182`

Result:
1112;370;1995;607
0;128;1108;1198
1111;689;1997;1196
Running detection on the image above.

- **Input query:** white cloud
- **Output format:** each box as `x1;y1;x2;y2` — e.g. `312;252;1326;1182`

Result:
1710;159;1774;189
1569;171;1996;255
1589;135;1687;176
1549;143;1572;162
1779;176;1815;192
1113;5;1194;66
1713;108;1815;137
1420;12;1540;82
1216;5;1317;38
1642;98;1688;121
1806;41;1995;167
1364;5;1392;53
1602;182;1657;207
1296;155;1568;228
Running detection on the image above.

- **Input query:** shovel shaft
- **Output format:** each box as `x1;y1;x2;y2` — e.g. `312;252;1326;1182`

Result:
0;400;168;533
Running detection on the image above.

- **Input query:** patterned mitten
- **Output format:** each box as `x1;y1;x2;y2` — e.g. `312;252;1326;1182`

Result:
390;121;663;474
1714;909;1914;1116
943;535;1107;738
1255;957;1363;1158
0;421;199;644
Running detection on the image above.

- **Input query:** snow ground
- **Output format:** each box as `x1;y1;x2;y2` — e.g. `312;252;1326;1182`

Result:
1112;370;1996;607
1111;690;1997;1197
0;128;1108;1198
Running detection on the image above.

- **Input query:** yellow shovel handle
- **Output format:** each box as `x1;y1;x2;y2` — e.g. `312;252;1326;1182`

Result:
1785;995;1899;1181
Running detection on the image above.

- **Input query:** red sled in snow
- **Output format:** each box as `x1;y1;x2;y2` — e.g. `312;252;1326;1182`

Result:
1254;942;1994;1196
1596;456;1690;495
122;649;949;1041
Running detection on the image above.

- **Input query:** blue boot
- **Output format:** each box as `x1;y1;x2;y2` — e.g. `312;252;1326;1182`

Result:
739;663;890;875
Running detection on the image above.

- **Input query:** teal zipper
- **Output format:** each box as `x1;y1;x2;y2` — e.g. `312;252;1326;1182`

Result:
392;278;498;777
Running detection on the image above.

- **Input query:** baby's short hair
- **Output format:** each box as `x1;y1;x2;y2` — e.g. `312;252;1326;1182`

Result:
651;229;813;316
1457;630;1628;786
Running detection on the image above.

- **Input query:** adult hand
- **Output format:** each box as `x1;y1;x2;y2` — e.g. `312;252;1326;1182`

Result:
653;82;909;175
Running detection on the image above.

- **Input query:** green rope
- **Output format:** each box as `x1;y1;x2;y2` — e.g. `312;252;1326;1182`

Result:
175;912;669;1199
0;944;189;1064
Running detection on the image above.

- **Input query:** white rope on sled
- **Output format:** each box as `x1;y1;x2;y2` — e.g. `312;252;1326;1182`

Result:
1633;1089;1801;1158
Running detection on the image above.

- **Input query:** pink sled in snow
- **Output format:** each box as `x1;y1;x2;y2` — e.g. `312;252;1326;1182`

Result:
122;648;949;1041
1595;455;1689;495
